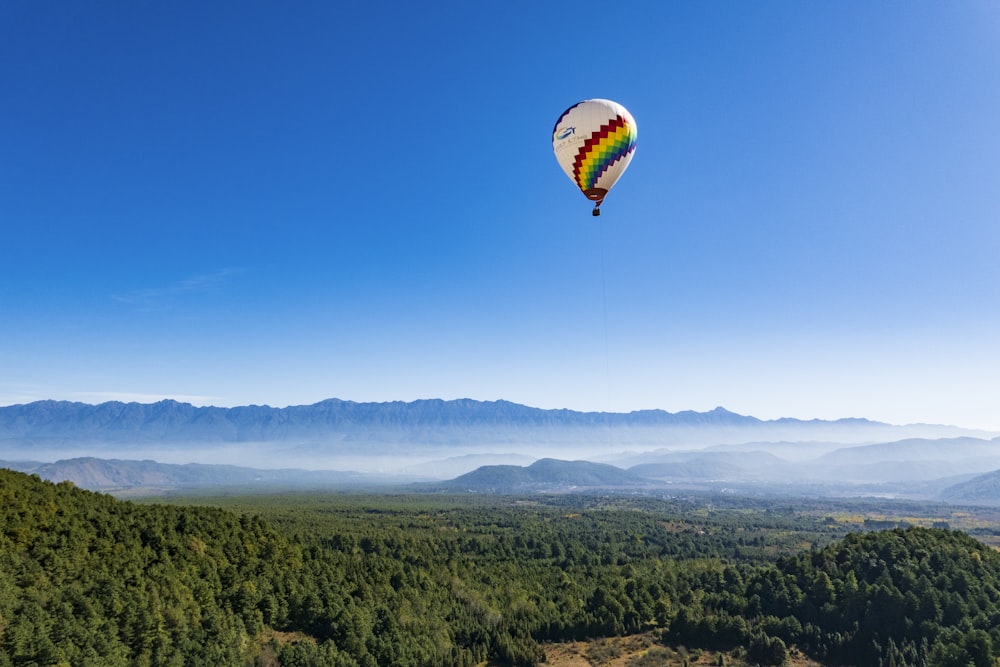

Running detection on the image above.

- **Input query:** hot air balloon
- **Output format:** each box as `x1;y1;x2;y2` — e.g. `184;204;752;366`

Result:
552;99;637;216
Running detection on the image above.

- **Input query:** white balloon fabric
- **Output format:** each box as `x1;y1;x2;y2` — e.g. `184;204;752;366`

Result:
552;99;637;212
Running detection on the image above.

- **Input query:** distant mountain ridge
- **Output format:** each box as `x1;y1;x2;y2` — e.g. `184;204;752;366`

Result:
0;399;769;438
0;398;982;446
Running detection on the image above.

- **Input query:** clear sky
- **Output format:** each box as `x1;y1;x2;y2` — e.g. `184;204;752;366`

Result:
3;2;999;430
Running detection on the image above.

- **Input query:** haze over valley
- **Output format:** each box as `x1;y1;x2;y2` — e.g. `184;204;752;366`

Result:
4;397;1000;502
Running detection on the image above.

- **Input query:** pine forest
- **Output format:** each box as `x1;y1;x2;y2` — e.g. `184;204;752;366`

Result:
3;468;1000;666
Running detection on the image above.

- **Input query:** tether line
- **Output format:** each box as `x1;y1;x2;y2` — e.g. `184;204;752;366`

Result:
597;220;615;453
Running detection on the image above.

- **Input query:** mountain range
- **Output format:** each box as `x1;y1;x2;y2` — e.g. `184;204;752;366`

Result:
3;398;1000;502
1;397;987;458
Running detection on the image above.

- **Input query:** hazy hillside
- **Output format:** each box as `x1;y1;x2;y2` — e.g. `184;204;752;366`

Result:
807;437;1000;485
817;437;1000;465
630;458;753;482
435;458;651;493
0;457;403;493
940;469;1000;504
627;450;791;482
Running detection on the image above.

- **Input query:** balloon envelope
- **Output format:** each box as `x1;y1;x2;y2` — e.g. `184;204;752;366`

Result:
552;99;637;206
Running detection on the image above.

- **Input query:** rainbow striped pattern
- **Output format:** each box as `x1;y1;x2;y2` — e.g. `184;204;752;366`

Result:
552;99;637;207
573;115;636;192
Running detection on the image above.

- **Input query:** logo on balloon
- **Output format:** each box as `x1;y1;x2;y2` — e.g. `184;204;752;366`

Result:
556;126;575;140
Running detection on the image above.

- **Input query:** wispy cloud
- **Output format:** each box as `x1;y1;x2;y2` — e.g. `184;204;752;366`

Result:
113;268;242;310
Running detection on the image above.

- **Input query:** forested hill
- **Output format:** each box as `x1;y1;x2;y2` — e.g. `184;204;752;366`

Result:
0;469;301;665
5;467;1000;666
776;528;1000;665
675;527;1000;667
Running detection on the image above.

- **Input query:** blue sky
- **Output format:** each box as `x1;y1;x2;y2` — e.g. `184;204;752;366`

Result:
3;2;999;430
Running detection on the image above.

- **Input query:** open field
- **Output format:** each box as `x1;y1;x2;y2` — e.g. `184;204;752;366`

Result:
538;634;823;667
